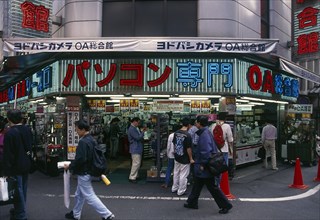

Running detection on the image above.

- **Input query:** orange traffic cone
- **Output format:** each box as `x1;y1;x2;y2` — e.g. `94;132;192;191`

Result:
289;158;308;189
220;171;236;199
314;158;320;182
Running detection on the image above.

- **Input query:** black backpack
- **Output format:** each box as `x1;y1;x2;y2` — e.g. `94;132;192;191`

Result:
86;137;107;177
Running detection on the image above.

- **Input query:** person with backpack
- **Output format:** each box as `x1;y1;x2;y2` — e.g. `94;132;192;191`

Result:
64;119;115;220
210;112;234;166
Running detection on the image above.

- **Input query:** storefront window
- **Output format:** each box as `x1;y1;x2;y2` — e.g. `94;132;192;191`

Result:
102;0;197;37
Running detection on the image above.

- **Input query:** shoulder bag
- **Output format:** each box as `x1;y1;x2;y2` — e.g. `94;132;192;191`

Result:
206;149;228;176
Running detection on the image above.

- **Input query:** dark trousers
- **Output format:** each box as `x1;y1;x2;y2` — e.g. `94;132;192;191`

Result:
187;176;231;209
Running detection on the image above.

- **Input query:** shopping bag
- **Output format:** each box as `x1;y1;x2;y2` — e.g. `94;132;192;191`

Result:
206;152;228;176
0;177;17;206
258;147;266;159
64;170;70;209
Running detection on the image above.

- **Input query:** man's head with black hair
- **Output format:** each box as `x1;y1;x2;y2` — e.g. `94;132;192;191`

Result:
7;109;23;124
181;117;190;127
196;115;209;127
217;112;227;121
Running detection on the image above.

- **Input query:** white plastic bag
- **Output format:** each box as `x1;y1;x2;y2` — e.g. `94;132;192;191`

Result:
0;177;9;201
64;170;70;208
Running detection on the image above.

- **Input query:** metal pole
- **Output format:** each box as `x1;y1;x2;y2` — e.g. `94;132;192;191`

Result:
14;83;18;109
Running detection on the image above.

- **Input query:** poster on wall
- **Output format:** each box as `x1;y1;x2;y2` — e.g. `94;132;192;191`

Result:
226;97;236;115
67;107;80;160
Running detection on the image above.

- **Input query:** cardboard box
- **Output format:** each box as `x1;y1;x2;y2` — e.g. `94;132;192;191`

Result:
147;170;158;178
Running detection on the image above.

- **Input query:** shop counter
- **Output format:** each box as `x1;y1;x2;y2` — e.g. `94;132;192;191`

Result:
235;142;263;166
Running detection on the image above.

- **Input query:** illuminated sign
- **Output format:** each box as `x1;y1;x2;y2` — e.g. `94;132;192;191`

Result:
20;1;50;32
247;65;299;98
0;66;52;104
294;2;320;57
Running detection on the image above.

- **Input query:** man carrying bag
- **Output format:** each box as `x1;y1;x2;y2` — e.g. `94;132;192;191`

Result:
184;115;233;214
3;109;33;220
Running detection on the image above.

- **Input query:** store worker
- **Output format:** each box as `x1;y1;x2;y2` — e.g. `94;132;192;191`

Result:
3;109;33;220
109;117;121;159
128;117;146;183
261;119;278;170
64;119;115;220
184;115;233;214
171;117;194;196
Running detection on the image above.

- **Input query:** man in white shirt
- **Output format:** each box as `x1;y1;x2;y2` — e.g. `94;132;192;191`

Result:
210;112;234;165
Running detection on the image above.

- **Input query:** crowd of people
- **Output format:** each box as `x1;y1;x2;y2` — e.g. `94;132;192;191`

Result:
0;109;287;219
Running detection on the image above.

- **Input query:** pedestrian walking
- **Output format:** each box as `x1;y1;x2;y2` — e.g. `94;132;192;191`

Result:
64;119;115;220
171;117;194;196
184;115;233;214
3;109;33;220
261;120;278;170
128;117;146;183
161;124;180;188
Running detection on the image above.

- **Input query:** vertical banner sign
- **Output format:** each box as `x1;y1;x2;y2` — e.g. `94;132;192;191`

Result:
130;99;139;112
191;101;201;113
67;107;80;160
96;100;106;111
120;100;130;112
201;100;211;113
87;100;97;109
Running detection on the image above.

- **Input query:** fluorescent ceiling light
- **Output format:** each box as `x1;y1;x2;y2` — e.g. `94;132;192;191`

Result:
107;100;120;103
179;95;221;98
132;94;170;98
236;99;249;103
110;97;147;100
241;96;261;101
237;104;254;107
169;97;208;101
276;101;289;104
249;102;265;106
85;95;124;98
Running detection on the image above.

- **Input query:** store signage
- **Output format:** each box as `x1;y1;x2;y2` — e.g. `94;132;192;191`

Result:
296;7;319;55
190;100;211;113
62;60;233;89
20;1;50;32
287;104;313;114
67;111;80;160
153;100;184;112
4;38;278;54
293;1;320;57
247;65;299;98
0;66;52;104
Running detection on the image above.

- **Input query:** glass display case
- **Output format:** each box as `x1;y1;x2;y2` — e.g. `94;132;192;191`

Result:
283;118;317;166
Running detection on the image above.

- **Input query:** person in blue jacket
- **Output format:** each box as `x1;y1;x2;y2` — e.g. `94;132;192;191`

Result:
128;117;146;183
184;115;233;214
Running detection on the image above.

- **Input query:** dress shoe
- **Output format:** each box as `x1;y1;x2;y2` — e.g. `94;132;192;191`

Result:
219;204;233;214
128;179;137;183
65;211;79;220
102;213;115;220
161;184;168;188
183;203;198;209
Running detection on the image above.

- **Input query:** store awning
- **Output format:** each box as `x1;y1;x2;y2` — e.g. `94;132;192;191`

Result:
0;52;61;91
309;85;320;95
279;58;320;84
